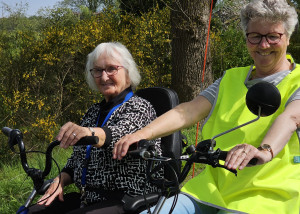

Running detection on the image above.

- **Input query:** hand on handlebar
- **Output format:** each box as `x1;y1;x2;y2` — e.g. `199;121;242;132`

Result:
113;133;144;160
37;179;64;206
56;122;91;149
224;143;270;170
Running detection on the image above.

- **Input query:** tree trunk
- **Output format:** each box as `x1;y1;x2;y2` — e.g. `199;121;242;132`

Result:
171;0;214;103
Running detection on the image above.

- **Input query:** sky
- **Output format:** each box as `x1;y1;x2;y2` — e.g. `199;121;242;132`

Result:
1;0;62;17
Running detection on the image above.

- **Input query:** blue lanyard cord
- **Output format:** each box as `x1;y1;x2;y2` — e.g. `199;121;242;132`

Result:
96;91;134;127
81;91;134;187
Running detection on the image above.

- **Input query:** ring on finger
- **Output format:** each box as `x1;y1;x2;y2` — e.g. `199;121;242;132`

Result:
72;133;77;138
242;150;247;155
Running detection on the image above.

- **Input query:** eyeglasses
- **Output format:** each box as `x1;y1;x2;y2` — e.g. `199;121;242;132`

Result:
90;65;123;78
246;32;284;45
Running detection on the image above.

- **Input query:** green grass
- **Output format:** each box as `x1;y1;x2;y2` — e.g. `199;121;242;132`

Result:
0;146;76;214
0;125;205;213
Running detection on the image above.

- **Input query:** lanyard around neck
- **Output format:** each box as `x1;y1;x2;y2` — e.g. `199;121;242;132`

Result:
81;91;134;187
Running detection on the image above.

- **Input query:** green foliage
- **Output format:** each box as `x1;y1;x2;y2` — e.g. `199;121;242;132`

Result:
119;0;170;15
120;7;171;88
288;27;300;62
0;2;298;157
59;0;114;12
0;6;171;155
0;147;75;213
38;7;81;27
210;18;253;78
0;1;28;18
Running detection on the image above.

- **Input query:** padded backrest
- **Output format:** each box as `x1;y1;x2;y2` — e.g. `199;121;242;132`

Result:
136;87;182;179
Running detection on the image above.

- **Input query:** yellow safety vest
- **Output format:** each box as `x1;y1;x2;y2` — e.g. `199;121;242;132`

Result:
181;56;300;214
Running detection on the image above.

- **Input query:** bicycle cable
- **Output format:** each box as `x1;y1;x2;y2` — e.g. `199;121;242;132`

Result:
14;150;62;214
166;161;179;214
142;159;180;214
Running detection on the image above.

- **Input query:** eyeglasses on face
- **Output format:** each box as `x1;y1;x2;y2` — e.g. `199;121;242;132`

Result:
90;65;124;78
246;32;284;45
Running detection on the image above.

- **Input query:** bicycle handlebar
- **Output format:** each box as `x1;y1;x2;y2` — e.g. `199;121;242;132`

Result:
2;126;12;136
2;127;99;193
129;139;258;185
219;150;258;165
2;127;30;174
128;139;158;160
43;136;99;177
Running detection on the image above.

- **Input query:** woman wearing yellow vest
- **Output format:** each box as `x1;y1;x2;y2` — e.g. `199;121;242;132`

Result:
114;0;300;213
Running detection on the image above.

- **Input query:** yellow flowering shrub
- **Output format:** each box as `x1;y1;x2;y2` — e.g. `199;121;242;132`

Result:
120;7;171;89
0;7;171;146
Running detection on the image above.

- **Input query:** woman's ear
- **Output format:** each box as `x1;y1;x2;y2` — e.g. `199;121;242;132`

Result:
125;70;131;87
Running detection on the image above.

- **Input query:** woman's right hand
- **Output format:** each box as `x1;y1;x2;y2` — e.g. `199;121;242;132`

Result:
37;178;64;206
113;132;144;160
56;122;91;149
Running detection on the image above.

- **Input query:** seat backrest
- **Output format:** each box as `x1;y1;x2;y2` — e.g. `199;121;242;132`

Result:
136;87;182;179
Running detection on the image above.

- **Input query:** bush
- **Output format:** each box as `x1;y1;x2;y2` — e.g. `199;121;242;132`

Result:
0;7;171;152
210;19;252;78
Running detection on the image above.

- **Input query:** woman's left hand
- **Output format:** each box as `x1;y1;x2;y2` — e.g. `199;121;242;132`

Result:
56;122;90;149
224;144;272;170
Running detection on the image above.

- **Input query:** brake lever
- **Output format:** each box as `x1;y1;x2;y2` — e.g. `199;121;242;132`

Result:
195;149;237;176
212;163;237;175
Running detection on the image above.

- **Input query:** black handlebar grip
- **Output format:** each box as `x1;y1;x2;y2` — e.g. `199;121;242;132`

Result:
128;149;143;157
127;140;156;158
2;127;12;137
219;151;258;165
75;136;99;146
219;151;228;161
127;142;142;157
128;150;154;159
249;158;258;165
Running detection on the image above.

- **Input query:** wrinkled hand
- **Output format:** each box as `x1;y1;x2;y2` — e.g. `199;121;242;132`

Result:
56;122;90;149
113;133;143;160
37;179;64;206
224;144;271;170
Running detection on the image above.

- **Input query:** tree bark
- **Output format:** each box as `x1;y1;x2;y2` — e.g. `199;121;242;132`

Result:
170;0;214;103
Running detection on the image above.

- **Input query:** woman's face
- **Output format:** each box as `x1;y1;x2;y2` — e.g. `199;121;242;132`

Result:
93;53;131;101
246;20;290;75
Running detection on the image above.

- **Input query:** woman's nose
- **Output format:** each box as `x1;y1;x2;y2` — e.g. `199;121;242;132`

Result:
259;36;271;49
100;70;110;79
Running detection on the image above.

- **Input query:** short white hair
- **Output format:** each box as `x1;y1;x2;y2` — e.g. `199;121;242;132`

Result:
85;42;141;91
240;0;298;38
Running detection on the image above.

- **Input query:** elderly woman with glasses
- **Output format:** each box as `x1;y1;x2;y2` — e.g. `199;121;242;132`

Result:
114;0;300;213
28;42;162;214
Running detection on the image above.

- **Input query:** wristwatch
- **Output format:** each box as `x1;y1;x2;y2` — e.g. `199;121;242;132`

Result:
88;127;95;136
258;144;274;160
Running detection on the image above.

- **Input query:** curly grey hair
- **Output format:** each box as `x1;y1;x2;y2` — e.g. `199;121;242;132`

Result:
85;42;141;91
240;0;298;38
